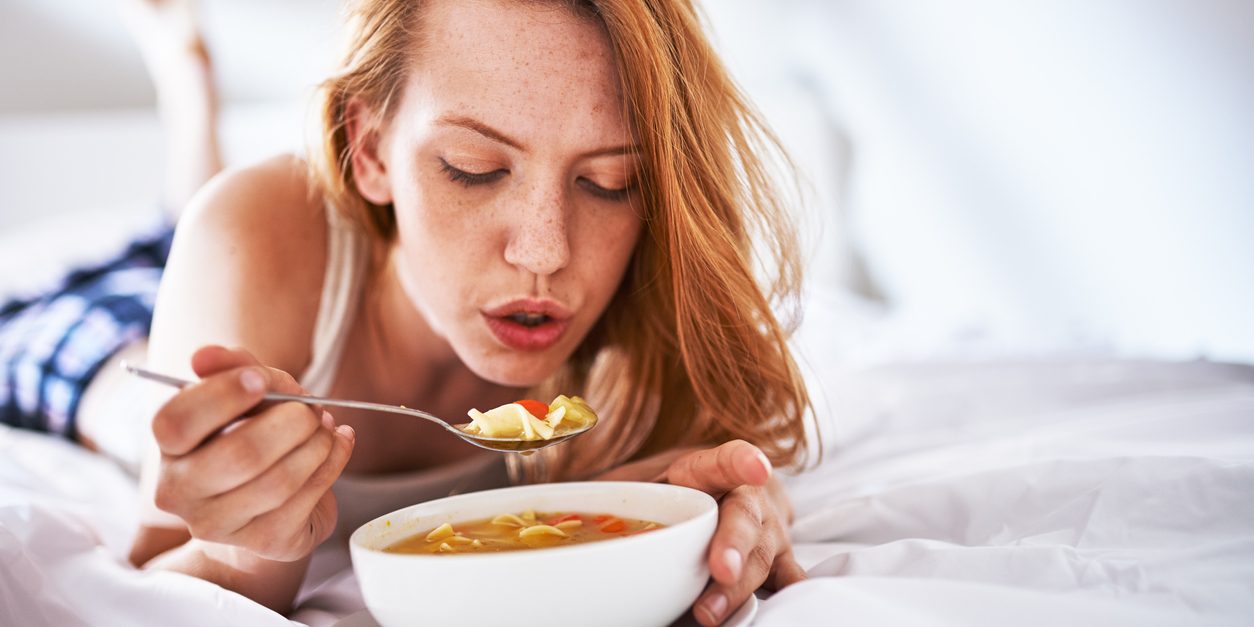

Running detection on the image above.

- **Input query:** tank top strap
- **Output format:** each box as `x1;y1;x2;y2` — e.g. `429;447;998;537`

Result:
299;201;370;396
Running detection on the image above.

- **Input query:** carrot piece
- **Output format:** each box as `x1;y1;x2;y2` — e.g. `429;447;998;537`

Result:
546;513;581;526
514;400;550;420
599;519;626;533
592;514;612;523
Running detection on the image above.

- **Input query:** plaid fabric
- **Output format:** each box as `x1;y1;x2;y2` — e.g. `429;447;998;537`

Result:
0;220;175;439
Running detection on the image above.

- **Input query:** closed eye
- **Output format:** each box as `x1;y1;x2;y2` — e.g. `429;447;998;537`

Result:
577;177;633;202
439;158;508;187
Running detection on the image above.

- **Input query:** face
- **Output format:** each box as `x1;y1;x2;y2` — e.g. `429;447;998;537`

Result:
353;0;643;387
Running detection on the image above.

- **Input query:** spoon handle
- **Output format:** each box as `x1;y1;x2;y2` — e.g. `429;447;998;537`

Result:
121;362;455;433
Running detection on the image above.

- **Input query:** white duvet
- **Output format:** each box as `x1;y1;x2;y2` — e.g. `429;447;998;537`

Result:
2;317;1252;625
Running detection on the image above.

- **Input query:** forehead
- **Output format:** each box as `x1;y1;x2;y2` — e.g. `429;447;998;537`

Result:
398;0;630;147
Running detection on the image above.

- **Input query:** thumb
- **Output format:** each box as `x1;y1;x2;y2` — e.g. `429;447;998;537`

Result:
666;440;773;498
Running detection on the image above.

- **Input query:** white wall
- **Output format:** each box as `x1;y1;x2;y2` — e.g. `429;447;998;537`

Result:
715;0;1254;363
0;0;339;229
2;0;1252;364
0;0;340;113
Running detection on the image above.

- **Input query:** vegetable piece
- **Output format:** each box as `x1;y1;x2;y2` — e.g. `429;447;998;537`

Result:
548;395;597;429
515;400;549;420
599;518;626;533
545;513;581;525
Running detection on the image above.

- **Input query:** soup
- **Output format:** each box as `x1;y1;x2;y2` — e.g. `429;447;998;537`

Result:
384;510;663;555
460;395;597;441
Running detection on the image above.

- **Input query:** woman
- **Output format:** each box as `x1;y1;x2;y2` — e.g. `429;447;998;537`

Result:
1;0;815;623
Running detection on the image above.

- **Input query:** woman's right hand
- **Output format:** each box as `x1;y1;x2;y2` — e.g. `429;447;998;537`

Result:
149;345;355;562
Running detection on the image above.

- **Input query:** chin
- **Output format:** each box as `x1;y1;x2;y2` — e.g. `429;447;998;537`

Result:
462;347;564;388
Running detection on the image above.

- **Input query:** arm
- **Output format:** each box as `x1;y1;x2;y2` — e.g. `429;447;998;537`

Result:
144;540;313;613
129;158;350;614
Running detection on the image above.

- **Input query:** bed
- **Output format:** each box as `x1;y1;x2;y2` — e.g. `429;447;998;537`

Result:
2;276;1251;625
4;3;1253;623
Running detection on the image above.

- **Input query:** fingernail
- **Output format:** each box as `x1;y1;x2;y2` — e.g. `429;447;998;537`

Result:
240;369;265;394
337;424;355;443
756;450;773;478
322;411;336;429
723;548;743;580
702;593;728;623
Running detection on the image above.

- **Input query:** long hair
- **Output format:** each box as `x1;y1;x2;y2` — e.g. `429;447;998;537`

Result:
310;0;817;482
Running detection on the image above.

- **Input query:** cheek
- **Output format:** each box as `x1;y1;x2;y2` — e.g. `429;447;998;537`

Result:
397;159;513;260
391;177;496;319
575;210;642;293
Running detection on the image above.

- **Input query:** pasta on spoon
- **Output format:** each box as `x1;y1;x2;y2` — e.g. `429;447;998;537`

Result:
461;395;598;441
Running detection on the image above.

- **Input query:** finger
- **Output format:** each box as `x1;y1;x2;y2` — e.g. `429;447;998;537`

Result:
767;551;808;591
235;424;355;561
694;488;780;626
193;423;336;539
190;345;261;378
695;542;775;627
173;401;326;498
706;487;767;587
152;365;272;456
191;345;308;397
595;447;697;482
667;440;772;497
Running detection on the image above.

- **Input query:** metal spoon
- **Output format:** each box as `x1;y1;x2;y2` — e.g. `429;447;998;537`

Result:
122;362;593;454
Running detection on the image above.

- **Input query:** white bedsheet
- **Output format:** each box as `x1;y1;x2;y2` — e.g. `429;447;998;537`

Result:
3;352;1252;625
769;357;1254;626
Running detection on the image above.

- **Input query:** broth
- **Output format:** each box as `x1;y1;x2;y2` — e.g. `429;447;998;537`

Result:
384;511;663;555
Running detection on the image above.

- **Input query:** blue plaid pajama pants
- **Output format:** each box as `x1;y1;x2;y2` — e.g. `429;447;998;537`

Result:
0;220;175;440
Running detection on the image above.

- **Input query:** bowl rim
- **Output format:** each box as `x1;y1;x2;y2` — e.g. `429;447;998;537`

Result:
349;480;718;562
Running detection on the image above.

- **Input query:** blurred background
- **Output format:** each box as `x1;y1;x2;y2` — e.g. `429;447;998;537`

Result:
1;0;1252;365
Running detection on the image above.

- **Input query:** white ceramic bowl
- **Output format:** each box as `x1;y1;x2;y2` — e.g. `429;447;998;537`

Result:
350;481;718;627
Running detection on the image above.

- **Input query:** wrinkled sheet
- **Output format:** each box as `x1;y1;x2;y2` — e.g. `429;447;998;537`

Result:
3;354;1252;626
767;357;1254;626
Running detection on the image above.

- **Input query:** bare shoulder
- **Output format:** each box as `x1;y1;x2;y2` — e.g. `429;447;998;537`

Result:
149;154;330;377
184;153;327;257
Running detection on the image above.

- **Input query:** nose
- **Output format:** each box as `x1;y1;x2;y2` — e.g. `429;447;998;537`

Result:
502;180;571;277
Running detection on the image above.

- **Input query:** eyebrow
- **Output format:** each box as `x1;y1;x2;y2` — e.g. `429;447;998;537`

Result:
435;113;640;159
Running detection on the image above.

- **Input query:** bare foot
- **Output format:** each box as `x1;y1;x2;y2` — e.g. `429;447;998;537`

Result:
119;0;210;77
118;0;223;218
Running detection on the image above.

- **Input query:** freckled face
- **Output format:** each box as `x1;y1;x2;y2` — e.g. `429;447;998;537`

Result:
371;0;643;386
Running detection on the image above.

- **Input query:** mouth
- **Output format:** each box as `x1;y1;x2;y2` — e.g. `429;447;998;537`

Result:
481;298;573;351
505;312;553;328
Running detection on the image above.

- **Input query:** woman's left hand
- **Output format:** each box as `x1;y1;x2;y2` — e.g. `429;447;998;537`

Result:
601;440;807;625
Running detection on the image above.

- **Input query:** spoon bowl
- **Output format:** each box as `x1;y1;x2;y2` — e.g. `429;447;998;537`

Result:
122;363;593;453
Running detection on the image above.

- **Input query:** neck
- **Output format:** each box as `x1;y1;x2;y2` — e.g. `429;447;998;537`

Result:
351;244;521;414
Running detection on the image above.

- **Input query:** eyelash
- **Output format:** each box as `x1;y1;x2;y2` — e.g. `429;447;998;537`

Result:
438;158;633;202
578;178;633;202
439;159;507;186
